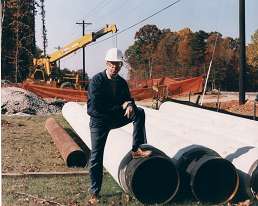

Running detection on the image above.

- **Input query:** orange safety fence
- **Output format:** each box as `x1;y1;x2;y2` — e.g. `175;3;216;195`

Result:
22;82;87;102
130;87;155;101
166;76;203;96
22;76;204;102
128;76;203;100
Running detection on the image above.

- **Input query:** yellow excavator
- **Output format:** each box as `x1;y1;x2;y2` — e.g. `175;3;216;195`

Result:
29;24;117;89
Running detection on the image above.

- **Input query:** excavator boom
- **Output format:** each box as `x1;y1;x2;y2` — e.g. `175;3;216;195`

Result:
49;24;117;63
32;24;117;78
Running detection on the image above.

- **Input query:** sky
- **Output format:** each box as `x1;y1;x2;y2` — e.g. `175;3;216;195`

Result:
35;0;258;79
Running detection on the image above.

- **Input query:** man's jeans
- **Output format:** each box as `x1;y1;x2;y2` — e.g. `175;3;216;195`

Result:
89;107;147;195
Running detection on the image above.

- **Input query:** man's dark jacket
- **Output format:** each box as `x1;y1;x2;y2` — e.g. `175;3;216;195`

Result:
87;70;134;128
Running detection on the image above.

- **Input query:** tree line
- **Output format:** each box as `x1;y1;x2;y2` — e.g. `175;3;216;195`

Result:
125;25;258;91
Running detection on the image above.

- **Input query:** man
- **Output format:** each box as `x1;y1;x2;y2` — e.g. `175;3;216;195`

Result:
87;48;152;205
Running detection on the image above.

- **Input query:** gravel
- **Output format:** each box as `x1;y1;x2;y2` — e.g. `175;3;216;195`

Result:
1;87;65;115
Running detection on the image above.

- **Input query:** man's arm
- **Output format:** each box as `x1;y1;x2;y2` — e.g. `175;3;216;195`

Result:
87;76;123;118
87;77;106;118
121;80;137;118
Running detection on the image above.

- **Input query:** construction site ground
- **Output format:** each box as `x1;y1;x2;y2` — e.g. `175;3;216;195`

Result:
2;91;258;206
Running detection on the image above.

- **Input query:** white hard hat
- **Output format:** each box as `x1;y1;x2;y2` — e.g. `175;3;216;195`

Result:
105;48;123;62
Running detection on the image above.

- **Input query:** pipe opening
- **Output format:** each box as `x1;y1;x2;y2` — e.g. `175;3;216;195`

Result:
66;150;87;167
174;145;221;200
131;156;179;204
192;158;238;204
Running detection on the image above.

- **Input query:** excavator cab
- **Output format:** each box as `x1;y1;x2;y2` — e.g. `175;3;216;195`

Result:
33;67;46;81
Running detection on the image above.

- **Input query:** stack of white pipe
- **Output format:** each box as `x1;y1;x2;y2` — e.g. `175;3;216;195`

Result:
155;101;258;197
157;102;258;173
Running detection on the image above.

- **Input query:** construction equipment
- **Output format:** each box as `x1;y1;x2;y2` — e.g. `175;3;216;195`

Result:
29;24;117;89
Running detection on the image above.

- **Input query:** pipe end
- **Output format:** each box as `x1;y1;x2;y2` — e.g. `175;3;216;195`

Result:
131;156;179;204
192;157;239;204
66;150;88;167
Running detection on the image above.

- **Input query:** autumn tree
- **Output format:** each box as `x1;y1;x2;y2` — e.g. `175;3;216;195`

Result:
125;41;144;79
247;29;258;70
246;29;258;90
125;24;162;79
155;31;179;77
190;30;208;76
125;24;256;91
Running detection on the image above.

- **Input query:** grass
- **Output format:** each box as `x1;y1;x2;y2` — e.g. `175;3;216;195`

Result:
2;174;130;206
2;175;219;206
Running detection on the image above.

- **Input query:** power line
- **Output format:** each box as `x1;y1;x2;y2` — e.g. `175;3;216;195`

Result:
93;0;129;22
89;0;183;47
81;0;113;21
89;0;143;33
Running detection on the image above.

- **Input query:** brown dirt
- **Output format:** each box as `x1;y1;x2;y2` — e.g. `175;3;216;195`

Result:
203;100;258;118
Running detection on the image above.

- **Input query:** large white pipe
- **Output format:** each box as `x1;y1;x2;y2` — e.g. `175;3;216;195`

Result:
154;102;258;199
119;106;239;203
62;102;180;204
159;101;258;147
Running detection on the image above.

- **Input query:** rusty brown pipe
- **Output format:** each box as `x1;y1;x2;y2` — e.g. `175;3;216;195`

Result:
45;118;89;167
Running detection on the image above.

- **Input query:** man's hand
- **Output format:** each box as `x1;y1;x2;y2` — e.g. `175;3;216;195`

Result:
124;105;134;119
122;101;131;110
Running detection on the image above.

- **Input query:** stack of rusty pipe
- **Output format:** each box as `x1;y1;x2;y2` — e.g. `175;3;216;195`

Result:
45;118;89;167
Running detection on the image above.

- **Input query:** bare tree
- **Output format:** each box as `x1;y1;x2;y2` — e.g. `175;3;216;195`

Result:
39;0;47;56
2;0;35;82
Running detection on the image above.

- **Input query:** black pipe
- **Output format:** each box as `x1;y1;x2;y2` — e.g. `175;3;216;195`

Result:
118;144;180;204
250;162;258;198
232;169;253;202
175;145;239;204
231;160;258;202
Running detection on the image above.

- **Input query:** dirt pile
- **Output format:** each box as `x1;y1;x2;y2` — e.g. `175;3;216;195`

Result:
1;87;65;115
205;99;258;117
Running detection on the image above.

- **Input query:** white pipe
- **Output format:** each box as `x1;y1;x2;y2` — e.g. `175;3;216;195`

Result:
155;102;258;198
134;106;255;160
62;102;179;204
157;102;258;169
120;106;239;203
159;101;258;146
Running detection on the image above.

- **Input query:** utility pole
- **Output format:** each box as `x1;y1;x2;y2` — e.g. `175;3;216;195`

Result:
76;20;92;88
239;0;246;104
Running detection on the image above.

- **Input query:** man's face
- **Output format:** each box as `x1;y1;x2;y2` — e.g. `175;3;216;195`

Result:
106;61;123;78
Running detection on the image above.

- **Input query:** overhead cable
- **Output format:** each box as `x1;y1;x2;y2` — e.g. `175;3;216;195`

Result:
83;0;112;20
89;0;183;47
